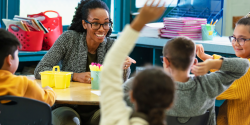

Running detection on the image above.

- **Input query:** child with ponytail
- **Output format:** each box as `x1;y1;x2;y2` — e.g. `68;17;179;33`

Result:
100;0;175;125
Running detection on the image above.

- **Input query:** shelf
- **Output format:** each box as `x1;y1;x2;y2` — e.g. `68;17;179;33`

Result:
18;51;48;62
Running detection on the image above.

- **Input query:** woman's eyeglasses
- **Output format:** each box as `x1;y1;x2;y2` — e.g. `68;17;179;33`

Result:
229;36;250;46
85;20;112;30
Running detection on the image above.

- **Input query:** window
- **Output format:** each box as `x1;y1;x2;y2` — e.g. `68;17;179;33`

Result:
136;0;178;8
20;0;81;25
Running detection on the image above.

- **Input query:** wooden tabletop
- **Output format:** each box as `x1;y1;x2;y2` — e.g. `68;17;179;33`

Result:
28;76;100;105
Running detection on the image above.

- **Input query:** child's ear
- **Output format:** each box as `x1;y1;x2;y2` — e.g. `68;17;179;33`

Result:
193;58;198;66
82;20;87;29
163;57;170;68
6;55;13;66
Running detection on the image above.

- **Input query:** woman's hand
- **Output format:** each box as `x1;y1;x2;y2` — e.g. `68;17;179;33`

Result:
123;57;136;69
73;72;91;83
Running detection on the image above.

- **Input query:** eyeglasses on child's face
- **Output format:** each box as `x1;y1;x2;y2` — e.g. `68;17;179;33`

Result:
229;36;250;46
85;20;112;30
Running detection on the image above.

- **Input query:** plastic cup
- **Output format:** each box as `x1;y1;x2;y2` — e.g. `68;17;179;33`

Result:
201;24;215;40
91;71;101;90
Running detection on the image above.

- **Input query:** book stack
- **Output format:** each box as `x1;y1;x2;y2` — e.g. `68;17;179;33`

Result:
2;15;48;34
140;22;164;38
160;17;207;40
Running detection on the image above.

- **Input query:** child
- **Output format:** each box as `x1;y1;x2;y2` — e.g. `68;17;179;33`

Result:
0;28;56;106
162;36;248;125
100;0;175;125
124;37;249;125
196;13;250;125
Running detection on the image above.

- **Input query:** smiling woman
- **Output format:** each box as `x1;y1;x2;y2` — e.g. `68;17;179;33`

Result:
33;0;135;124
34;0;134;84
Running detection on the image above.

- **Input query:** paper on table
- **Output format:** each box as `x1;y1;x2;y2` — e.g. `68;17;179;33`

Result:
91;91;101;96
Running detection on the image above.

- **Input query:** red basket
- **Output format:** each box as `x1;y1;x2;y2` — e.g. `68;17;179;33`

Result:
28;10;62;50
8;24;44;51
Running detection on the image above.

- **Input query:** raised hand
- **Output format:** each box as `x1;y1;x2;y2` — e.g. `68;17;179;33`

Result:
131;0;166;31
196;44;213;61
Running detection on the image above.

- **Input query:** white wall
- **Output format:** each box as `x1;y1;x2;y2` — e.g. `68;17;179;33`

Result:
223;0;250;36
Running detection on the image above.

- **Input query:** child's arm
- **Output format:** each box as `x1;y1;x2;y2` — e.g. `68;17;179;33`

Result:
216;83;238;100
100;1;166;124
191;59;223;76
196;44;213;61
191;58;249;98
196;44;223;72
24;78;56;106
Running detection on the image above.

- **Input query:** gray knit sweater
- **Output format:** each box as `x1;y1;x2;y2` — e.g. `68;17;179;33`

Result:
123;58;249;125
34;30;130;81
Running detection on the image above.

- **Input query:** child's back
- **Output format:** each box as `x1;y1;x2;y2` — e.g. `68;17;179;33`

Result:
0;70;56;106
0;28;56;106
166;58;248;124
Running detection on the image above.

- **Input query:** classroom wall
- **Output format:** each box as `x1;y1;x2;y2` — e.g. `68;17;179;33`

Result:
223;0;250;36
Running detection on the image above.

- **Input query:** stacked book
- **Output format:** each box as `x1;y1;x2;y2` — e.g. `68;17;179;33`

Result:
2;15;48;33
139;22;164;38
160;17;207;40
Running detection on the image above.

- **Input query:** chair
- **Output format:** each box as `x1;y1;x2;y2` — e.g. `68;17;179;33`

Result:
167;111;209;125
0;95;52;125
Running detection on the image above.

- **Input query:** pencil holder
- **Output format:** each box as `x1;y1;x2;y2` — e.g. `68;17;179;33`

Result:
201;24;215;40
39;66;72;88
91;71;101;90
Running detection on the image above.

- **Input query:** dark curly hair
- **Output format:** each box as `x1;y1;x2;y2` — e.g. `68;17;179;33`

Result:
68;0;112;37
132;66;175;125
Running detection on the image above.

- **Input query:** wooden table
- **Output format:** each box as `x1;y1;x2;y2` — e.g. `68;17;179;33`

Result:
28;76;100;105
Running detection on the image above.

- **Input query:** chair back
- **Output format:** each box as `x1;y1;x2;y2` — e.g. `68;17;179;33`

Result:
167;111;209;125
0;95;51;125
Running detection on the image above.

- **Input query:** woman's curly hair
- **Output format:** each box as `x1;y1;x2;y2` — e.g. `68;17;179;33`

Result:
68;0;112;37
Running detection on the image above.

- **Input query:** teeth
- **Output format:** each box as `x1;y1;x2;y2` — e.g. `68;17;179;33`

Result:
96;34;104;37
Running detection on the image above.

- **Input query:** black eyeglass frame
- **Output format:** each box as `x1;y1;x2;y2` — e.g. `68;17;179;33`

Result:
84;20;112;30
229;36;250;46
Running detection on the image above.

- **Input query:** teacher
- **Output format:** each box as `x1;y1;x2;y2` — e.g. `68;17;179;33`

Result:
34;0;135;83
